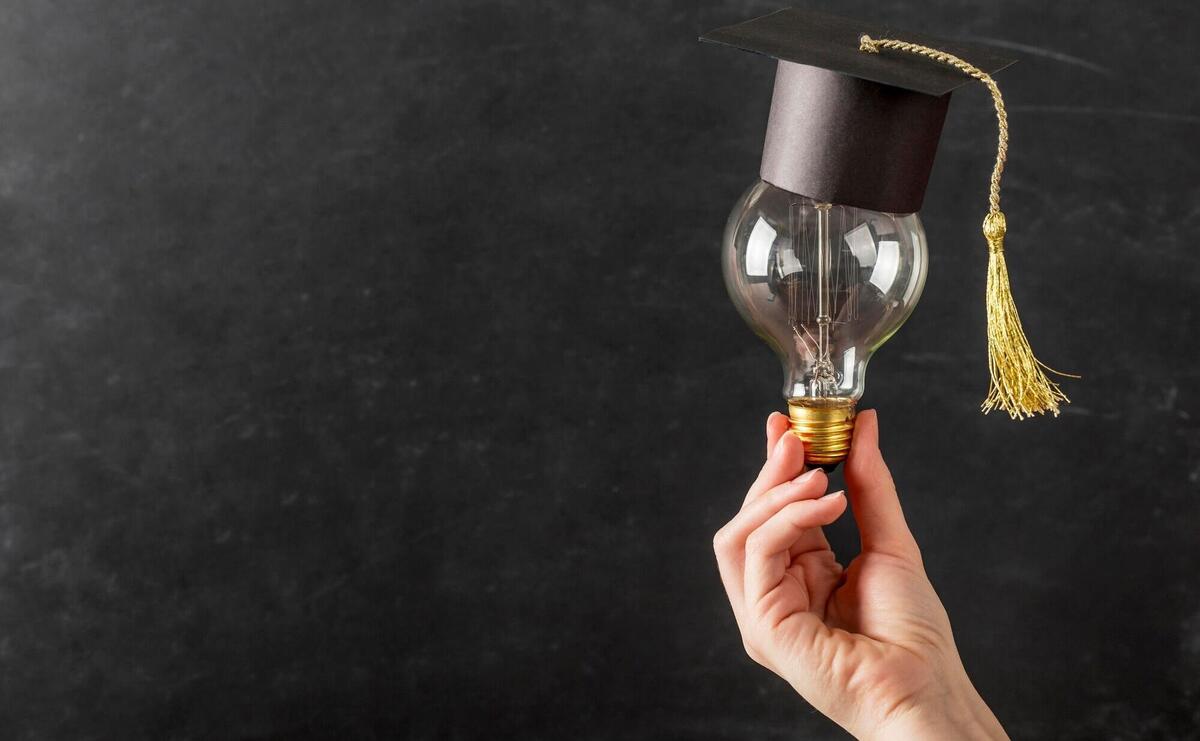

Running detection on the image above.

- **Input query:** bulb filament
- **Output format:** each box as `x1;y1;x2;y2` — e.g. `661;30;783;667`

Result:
812;202;837;394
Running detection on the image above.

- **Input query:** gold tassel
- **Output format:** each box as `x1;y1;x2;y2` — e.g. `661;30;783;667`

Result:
981;212;1070;418
860;34;1074;419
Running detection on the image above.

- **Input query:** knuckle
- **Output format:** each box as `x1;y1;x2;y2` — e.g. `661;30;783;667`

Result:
712;528;731;553
742;638;767;666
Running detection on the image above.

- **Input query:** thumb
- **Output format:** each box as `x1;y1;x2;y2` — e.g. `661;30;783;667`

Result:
844;410;921;561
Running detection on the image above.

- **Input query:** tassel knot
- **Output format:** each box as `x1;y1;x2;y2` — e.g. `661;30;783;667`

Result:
983;210;1006;245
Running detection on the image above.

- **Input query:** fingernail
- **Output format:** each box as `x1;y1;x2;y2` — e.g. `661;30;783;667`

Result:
821;490;845;501
792;467;822;483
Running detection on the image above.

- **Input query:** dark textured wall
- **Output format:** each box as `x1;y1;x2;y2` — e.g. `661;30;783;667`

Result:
1;1;1197;739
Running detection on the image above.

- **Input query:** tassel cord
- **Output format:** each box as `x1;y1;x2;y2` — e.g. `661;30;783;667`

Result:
859;34;1074;418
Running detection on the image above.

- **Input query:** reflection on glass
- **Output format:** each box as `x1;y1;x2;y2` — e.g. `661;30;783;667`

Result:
723;180;929;400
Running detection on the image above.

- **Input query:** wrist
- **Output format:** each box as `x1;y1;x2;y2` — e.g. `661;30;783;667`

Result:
865;680;1006;741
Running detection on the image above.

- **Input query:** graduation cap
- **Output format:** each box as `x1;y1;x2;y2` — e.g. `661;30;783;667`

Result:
702;8;1074;422
701;8;1015;213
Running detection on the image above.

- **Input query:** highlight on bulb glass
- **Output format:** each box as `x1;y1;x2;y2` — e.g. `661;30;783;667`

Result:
703;9;1073;468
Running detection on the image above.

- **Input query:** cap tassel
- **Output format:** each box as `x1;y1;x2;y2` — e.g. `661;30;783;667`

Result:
860;34;1074;419
981;211;1070;418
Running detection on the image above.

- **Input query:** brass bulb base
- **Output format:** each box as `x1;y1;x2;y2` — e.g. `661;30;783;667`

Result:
787;398;857;469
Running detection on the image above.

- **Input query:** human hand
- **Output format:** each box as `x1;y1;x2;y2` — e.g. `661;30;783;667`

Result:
713;410;1007;740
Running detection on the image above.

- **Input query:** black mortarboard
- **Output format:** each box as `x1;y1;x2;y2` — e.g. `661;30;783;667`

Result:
701;8;1016;213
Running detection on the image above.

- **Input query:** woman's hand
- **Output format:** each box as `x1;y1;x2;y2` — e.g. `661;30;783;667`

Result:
713;410;1008;740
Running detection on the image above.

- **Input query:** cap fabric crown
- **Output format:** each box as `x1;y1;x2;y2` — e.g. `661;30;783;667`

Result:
701;9;1015;213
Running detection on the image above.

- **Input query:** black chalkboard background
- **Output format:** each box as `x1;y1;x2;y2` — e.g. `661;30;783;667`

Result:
1;1;1197;739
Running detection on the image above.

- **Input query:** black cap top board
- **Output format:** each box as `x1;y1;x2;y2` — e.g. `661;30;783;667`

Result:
701;8;1016;213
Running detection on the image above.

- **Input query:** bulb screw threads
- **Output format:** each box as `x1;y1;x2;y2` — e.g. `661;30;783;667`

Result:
787;398;856;468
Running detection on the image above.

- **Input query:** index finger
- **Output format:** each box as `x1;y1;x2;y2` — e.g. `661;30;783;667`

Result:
765;411;790;459
744;427;807;506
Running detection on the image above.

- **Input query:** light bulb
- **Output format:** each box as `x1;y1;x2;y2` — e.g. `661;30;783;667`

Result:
723;179;928;467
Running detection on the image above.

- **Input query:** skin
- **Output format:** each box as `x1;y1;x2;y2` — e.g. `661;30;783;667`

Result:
713;410;1008;740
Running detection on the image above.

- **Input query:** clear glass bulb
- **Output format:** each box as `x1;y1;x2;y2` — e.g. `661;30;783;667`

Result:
723;180;929;466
